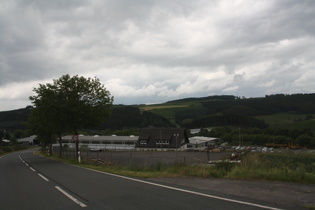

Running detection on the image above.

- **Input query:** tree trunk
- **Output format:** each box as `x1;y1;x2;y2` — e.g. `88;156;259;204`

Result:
49;133;53;156
42;142;46;153
58;134;62;157
75;140;79;159
74;129;79;160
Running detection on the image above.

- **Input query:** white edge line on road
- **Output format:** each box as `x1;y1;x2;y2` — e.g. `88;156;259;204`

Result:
83;167;282;210
38;173;49;182
55;186;87;208
30;167;36;172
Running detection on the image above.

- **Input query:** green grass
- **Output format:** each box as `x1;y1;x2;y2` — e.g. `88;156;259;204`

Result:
138;102;206;125
139;104;189;111
228;152;315;184
306;205;315;210
41;151;315;184
0;145;28;156
256;113;315;132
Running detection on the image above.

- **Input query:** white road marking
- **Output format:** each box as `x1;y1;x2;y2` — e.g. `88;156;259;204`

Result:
83;167;282;210
55;186;87;208
38;173;49;182
19;154;85;207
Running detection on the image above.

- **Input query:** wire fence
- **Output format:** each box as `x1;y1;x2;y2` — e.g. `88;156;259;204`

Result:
53;146;230;167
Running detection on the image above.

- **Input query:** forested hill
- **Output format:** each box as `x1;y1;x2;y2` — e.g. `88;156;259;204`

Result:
200;94;315;115
1;93;315;132
0;105;174;132
167;93;315;115
144;93;315;129
0;106;32;130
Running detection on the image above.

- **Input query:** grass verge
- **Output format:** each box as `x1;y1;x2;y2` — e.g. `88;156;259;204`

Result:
39;151;315;184
0;145;28;157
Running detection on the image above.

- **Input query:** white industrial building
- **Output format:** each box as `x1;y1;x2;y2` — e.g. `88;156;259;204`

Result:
186;136;221;150
61;135;139;151
17;135;37;145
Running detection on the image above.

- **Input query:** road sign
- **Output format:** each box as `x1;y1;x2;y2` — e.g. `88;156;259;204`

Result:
72;135;79;141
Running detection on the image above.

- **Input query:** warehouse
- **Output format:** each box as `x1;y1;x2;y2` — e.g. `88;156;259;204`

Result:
187;136;221;151
61;135;138;151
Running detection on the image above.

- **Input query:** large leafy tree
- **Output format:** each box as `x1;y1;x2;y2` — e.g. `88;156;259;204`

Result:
29;74;113;158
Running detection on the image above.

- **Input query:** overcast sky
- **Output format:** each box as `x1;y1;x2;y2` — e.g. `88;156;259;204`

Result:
1;0;315;111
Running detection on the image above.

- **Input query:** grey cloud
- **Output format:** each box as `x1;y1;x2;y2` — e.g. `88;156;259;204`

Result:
0;0;315;111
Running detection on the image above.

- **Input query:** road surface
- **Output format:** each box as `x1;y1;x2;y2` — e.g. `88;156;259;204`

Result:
1;149;286;209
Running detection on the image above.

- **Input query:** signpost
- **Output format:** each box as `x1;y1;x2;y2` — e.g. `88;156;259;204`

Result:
72;135;79;142
72;135;80;162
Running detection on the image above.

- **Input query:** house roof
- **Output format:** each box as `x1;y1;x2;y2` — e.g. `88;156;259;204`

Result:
139;128;187;140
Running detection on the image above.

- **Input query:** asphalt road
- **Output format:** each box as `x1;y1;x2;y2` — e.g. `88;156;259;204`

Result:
1;149;285;210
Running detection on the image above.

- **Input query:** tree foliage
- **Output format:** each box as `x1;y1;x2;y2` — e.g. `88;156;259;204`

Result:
29;74;113;156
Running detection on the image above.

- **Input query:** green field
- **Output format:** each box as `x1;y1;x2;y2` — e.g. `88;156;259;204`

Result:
138;102;204;124
256;114;315;132
139;104;189;111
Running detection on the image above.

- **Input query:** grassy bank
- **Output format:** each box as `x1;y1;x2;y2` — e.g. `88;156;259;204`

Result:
0;145;28;156
228;152;315;183
44;151;315;184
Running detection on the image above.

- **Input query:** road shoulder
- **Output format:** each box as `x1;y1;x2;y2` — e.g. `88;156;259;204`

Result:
148;177;315;209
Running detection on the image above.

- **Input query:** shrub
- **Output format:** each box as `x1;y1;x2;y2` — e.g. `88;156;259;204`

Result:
1;147;13;153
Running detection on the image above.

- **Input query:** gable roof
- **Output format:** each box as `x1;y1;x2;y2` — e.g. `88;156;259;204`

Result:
137;127;189;148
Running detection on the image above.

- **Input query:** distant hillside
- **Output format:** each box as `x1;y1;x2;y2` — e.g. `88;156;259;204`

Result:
166;95;237;103
0;106;32;130
0;105;174;132
1;93;315;132
100;105;175;130
139;93;315;130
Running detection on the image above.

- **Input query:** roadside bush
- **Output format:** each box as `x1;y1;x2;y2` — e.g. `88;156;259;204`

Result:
0;147;13;153
12;145;27;151
213;162;237;177
0;149;4;156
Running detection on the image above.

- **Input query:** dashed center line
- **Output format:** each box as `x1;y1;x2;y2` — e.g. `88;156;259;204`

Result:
55;186;87;208
38;173;49;181
19;155;87;208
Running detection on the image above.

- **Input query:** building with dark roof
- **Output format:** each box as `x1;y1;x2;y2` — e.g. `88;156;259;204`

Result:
136;128;189;149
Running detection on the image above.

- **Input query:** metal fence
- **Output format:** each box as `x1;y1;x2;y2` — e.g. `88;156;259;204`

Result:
52;145;230;167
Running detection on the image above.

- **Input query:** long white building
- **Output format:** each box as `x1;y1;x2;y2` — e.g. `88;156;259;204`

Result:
61;135;139;150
